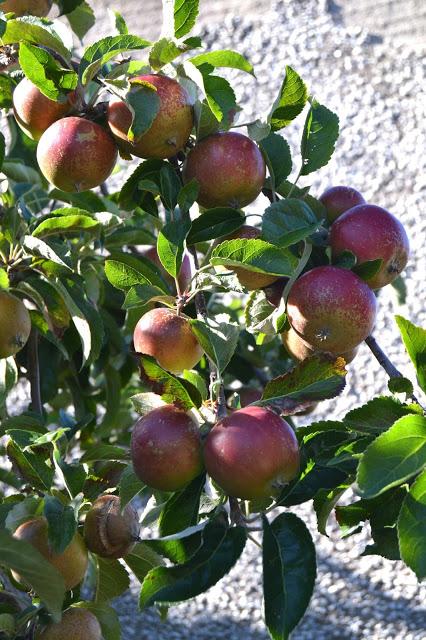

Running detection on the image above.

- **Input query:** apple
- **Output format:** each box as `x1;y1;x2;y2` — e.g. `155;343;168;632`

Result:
37;117;118;192
13;77;75;141
84;495;139;559
319;185;366;222
282;326;359;364
182;131;266;208
330;204;410;289
263;277;289;307
0;290;31;359
1;0;52;16
133;307;203;374
204;405;299;500
107;74;193;159
131;404;203;491
37;607;102;640
286;266;377;353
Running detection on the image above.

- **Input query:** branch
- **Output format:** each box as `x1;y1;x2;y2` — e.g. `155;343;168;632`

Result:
27;329;43;417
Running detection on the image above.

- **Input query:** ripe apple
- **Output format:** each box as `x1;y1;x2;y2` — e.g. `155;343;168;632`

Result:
286;266;377;353
37;607;102;640
131;404;203;491
282;327;358;364
133;307;203;374
204;405;299;500
319;185;366;222
107;74;193;159
1;0;52;16
0;290;31;359
13;517;88;590
36;117;118;192
263;277;289;307
13;77;75;141
182;131;266;208
330;204;410;289
142;246;193;293
84;495;139;559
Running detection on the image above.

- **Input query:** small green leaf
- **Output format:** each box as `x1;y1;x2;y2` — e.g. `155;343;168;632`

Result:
344;396;423;435
96;558;130;603
23;236;71;270
397;468;426;579
203;74;237;123
270;66;308;131
262;198;319;247
189;319;240;373
259;132;292;188
104;254;168;292
182;370;207;401
159;473;205;537
66;1;95;40
211;239;298;277
357;414;426;498
178;179;199;213
80;35;151;85
19;42;77;101
190;50;254;75
138;355;201;410
174;0;199;38
125;81;161;142
43;496;77;555
187;208;244;245
149;37;189;70
124;542;164;583
395;315;426;394
81;444;128;463
263;513;316;640
388;376;414;397
301;100;339;175
2;17;71;61
110;8;128;35
157;218;191;279
352;258;383;281
120;465;146;510
33;214;99;238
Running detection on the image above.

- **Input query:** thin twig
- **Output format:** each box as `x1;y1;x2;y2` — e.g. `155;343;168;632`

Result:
28;329;43;417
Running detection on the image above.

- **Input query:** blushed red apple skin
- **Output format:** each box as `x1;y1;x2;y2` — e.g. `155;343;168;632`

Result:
13;78;75;141
281;327;358;364
319;185;366;222
286;266;377;354
1;0;52;16
204;406;300;500
330;204;410;289
133;307;203;374
131;405;203;491
107;75;193;159
37;117;118;192
182;132;266;209
263;277;289;307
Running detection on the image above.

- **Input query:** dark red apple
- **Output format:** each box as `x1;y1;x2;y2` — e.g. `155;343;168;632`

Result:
319;185;366;222
263;277;289;307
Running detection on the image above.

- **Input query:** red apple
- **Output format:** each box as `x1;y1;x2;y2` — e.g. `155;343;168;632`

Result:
281;327;358;364
182;132;266;208
37;117;118;192
330;204;410;289
204;405;299;500
107;74;193;159
263;277;289;307
133;307;203;374
319;185;366;222
131;404;203;491
286;266;377;353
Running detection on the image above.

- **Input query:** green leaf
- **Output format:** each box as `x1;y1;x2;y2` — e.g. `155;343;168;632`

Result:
270;66;308;131
66;1;95;40
110;8;128;35
182;370;207;401
301;100;339;176
263;513;316;640
0;357;17;415
43;496;77;554
189;319;240;373
203;74;237;123
178;179;199;213
278;463;347;507
262;198;319;247
159;473;204;537
149;37;189;70
210;239;298;277
395;315;426;394
0;529;65;621
352;258;383;281
80;35;151;85
1;17;71;61
259;132;292;189
120;465;146;510
55;0;84;14
104;255;168;292
174;0;199;38
23;236;71;270
5;439;54;492
33;214;99;238
357;414;426;499
130;392;166;416
388;376;414;397
75;603;121;640
397;468;426;579
0;76;13;109
0;131;5;172
125;81;161;142
80;444;128;463
124;542;164;583
344;396;422;435
190;50;254;75
313;485;348;536
187;208;244;245
138;355;202;410
96;558;130;603
275;181;327;219
18;42;78;101
139;519;246;607
157;218;191;279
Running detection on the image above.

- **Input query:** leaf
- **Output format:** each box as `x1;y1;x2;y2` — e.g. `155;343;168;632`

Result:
270;66;308;131
301;100;339;176
278;463;347;507
157;218;191;279
343;396;422;435
120;465;146;510
110;8;128;35
395;315;426;394
66;1;95;40
210;239;298;277
0;131;5;171
313;485;348;536
0;529;65;621
388;376;414;397
104;255;168;292
203;74;237;123
23;236;71;269
263;513;316;640
0;357;17;415
138;355;202;410
187;208;244;245
174;0;199;38
139;519;246;607
76;603;121;640
159;474;205;537
18;42;77;101
33;214;99;238
189;319;240;373
190;50;254;75
182;370;207;401
275;181;327;220
352;258;383;281
5;439;54;492
262;198;319;247
149;36;193;70
0;76;13;109
80;444;128;463
357;414;426;499
259;132;292;188
178;179;199;213
1;17;71;61
43;496;77;554
397;468;426;579
79;35;151;85
96;558;130;603
55;0;84;14
125;81;161;142
124;542;164;583
130;392;166;416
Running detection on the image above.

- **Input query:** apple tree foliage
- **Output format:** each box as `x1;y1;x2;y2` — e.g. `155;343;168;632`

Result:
0;0;425;638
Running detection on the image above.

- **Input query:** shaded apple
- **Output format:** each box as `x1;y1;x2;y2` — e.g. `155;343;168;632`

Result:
319;185;365;223
0;290;31;359
263;277;289;307
1;0;52;16
281;326;359;364
108;74;193;159
84;495;139;559
13;517;88;590
13;77;75;141
37;607;102;640
37;117;118;192
204;405;299;500
133;307;203;374
131;404;203;491
182;131;266;209
286;266;377;353
330;204;410;289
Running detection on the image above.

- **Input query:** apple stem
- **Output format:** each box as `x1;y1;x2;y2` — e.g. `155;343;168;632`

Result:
365;334;422;406
28;329;43;417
